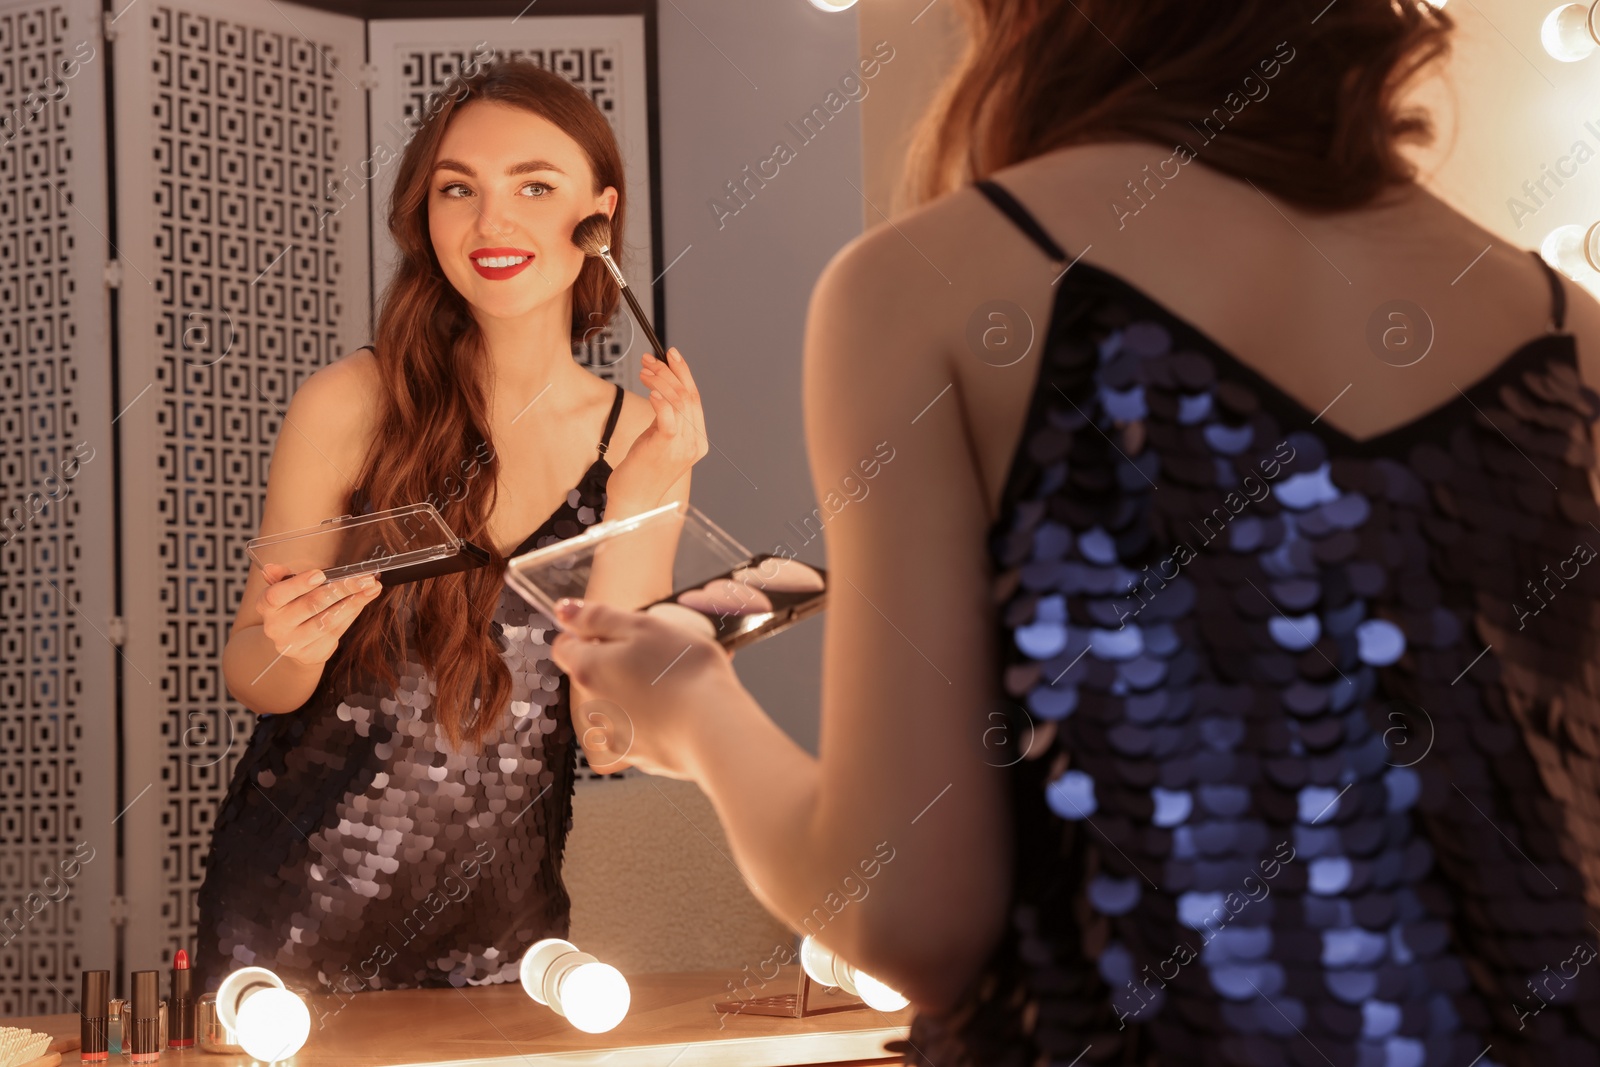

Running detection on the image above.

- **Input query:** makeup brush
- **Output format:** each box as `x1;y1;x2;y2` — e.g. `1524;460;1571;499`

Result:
571;213;668;364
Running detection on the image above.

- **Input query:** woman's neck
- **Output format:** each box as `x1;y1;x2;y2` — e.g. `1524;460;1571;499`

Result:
474;298;580;412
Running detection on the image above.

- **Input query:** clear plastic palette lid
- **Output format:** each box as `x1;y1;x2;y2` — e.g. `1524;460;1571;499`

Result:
246;502;463;582
503;500;751;619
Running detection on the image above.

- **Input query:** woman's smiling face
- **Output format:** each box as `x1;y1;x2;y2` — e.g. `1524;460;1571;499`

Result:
428;100;618;322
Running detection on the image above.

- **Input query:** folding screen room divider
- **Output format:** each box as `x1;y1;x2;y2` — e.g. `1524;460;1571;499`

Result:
0;0;660;1011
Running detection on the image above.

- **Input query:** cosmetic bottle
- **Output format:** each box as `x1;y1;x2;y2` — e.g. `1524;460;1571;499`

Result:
130;969;161;1063
80;969;109;1063
107;998;125;1055
170;949;195;1048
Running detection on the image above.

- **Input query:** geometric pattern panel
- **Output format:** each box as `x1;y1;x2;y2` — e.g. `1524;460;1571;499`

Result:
0;0;116;1017
113;0;368;977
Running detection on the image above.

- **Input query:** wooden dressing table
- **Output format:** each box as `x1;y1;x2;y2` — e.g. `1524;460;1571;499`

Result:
4;967;908;1067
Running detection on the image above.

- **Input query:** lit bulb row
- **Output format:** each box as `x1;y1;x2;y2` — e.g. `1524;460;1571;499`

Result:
1545;3;1600;61
214;967;312;1064
799;936;910;1012
1541;222;1600;279
213;939;632;1062
215;936;910;1060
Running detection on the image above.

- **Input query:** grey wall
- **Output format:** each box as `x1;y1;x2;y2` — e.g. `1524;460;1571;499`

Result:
656;2;866;753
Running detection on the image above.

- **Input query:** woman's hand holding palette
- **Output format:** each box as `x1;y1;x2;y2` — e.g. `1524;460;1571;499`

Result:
503;502;827;651
644;555;827;648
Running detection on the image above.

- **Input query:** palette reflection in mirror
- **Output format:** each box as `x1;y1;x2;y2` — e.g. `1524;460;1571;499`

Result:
504;501;826;651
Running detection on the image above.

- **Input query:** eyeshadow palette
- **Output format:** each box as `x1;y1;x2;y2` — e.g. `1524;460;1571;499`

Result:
247;502;491;586
503;501;827;651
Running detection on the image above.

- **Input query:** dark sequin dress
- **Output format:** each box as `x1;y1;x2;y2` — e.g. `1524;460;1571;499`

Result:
889;180;1600;1067
194;383;626;994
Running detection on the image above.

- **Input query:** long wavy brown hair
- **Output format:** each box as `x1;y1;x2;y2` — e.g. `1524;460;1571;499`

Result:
330;57;627;750
903;0;1453;210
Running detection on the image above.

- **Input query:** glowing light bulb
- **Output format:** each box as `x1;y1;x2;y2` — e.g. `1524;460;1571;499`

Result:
1543;3;1599;61
852;970;911;1012
799;936;910;1012
215;967;310;1063
235;987;311;1063
1541;223;1600;278
559;962;631;1034
520;938;631;1034
808;0;859;9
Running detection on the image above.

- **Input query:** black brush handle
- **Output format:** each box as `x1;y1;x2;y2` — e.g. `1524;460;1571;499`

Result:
618;282;667;363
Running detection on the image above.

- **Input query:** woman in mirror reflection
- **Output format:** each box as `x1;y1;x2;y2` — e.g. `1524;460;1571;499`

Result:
194;58;707;995
551;1;1600;1064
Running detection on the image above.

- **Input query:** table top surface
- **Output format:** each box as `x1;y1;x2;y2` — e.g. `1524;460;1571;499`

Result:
5;967;911;1067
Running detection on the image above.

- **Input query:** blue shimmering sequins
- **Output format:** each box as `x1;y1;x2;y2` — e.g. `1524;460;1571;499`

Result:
1208;962;1285;1000
907;248;1600;1067
1204;422;1254;455
1384;766;1421;812
1034;521;1072;560
1363;1000;1403;1038
1027;683;1077;721
1323;926;1388;967
1178;392;1214;424
1151;788;1192;827
1102;385;1147;422
1356;618;1407;666
1047;770;1097;820
1089;625;1142;660
1267;613;1320;650
1298;785;1344;823
1087;875;1142;915
1077;526;1118;565
1308;856;1353;895
1016;595;1069;659
1272;461;1341;509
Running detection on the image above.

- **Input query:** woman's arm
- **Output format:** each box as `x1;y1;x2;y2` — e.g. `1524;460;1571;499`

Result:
569;466;689;770
673;233;1014;1012
223;351;377;714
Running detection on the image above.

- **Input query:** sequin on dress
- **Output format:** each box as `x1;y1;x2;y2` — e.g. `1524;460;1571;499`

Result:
194;382;626;995
888;180;1600;1067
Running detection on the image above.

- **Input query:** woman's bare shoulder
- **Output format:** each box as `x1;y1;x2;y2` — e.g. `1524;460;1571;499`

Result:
281;346;385;486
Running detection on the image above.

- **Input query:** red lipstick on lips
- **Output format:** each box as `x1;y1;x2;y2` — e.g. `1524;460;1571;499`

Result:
470;246;535;280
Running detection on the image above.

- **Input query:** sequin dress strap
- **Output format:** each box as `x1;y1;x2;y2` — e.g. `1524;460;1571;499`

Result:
1530;250;1568;332
974;178;1069;263
596;383;624;457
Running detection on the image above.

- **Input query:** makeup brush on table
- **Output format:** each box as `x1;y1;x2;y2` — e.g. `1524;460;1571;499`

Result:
571;212;667;363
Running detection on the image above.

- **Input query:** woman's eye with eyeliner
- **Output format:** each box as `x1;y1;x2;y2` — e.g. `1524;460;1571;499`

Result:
436;182;550;198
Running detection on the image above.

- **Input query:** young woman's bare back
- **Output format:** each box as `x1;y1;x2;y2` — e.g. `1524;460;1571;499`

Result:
863;142;1600;524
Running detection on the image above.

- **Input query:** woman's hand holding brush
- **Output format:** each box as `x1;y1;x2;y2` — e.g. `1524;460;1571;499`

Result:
604;346;709;515
568;211;706;510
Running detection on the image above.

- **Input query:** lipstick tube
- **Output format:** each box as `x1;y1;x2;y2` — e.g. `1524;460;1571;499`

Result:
170;950;195;1047
80;969;109;1062
130;969;161;1063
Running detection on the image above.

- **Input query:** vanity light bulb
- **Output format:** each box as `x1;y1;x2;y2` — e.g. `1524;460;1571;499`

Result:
799;936;910;1012
807;0;859;9
519;938;631;1035
234;987;311;1063
559;962;631;1034
852;970;911;1012
1542;4;1599;61
1541;223;1600;278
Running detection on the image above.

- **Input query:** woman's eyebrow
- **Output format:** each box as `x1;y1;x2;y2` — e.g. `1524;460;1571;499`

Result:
432;158;568;177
